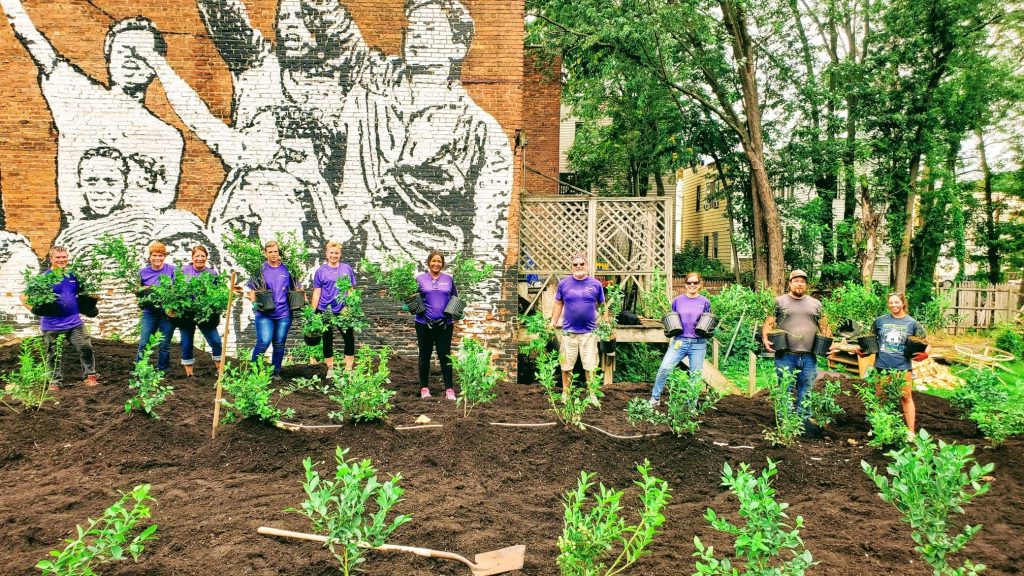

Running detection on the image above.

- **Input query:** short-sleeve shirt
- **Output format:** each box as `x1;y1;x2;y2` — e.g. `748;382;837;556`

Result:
182;264;218;278
873;314;927;371
416;272;457;324
313;263;356;314
673;294;711;339
556;276;605;334
139;264;176;311
774;293;822;353
39;270;84;332
249;262;293;320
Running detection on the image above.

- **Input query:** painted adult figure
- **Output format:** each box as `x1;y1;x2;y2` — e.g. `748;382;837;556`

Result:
20;246;98;390
863;293;930;441
137;241;177;372
415;250;458;400
0;0;182;218
310;241;357;375
649;272;711;406
246;240;295;377
549;253;606;395
177;245;224;377
762;269;831;423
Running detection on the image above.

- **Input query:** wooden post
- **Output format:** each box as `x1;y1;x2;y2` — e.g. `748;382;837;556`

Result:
212;271;237;440
712;338;720;368
748;350;757;396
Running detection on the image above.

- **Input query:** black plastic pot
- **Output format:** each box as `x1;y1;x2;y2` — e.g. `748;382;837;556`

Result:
77;294;100;318
254;290;276;313
904;336;928;359
598;340;617;355
444;295;466;319
766;331;788;353
694;312;720;338
405;293;426;315
30;301;62;317
197;315;221;331
662;312;683;338
810;334;834;356
857;334;880;355
287;289;305;312
303;333;322;346
134;286;154;309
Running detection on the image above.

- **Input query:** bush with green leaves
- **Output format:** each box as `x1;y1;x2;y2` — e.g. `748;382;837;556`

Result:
289;342;325;364
693;459;814;575
1;336;59;412
359;255;419;302
220;356;294;424
637;266;671;318
857;371;910;449
287;447;412;576
125;334;174;419
36;484;158;576
93;234;141;292
449;253;495;303
707;284;776;369
803;379;848;428
557;460;670;576
452;337;505;417
763;367;804;446
68;249;109;296
334;275;369;332
145;271;228;323
301;305;331;337
613;343;662;383
22;268;63;308
948;367;1024;447
626;369;721;436
536;350;602;429
594;284;623;342
821;281;886;333
992;324;1023;357
673;240;727;278
318;346;395;423
519;312;556;358
222;227;266;282
862;430;993;576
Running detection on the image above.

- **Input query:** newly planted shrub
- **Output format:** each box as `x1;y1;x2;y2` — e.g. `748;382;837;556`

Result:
93;234;141;292
557;460;670;576
803;380;848;428
36;484;158;576
862;430;994;576
220;356;294;424
949;368;1024;447
324;346;395;423
626;369;721;436
288;447;412;576
763;368;804;446
452;337;505;417
359;256;419;302
518;312;556;358
693;459;814;575
857;371;910;449
2;336;59;412
334;275;369;332
125;334;174;418
637;266;671;318
538;350;603;429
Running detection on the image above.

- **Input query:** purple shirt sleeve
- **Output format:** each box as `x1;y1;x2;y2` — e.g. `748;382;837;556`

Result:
556;276;605;333
416;272;456;324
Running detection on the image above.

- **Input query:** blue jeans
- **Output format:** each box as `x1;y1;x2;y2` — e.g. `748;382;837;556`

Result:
775;352;818;420
138;308;174;371
252;314;292;374
651;337;707;400
179;320;223;365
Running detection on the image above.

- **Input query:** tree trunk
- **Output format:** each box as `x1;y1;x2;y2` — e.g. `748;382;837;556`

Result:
653;170;666;197
857;180;881;286
976;130;999;283
893;154;921;293
751;177;768;290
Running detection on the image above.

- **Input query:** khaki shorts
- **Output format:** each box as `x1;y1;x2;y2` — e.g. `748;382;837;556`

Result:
559;331;599;371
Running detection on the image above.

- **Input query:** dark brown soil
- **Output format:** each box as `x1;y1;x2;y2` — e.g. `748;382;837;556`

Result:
1;339;1022;575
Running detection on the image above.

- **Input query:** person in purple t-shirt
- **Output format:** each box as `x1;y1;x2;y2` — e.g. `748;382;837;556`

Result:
246;240;296;377
649;272;711;406
415;250;459;400
177;244;223;377
549;253;606;395
136;240;177;371
310;241;357;376
20;246;98;390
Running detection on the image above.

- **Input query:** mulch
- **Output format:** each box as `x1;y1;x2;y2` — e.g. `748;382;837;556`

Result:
0;339;1021;575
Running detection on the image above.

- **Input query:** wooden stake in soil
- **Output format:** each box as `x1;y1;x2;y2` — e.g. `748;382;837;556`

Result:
211;271;237;440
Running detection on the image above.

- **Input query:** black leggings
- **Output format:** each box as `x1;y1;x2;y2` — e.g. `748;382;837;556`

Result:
416;322;453;390
322;324;355;359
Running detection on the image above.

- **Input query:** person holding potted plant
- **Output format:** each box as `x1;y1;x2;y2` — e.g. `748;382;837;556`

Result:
415;250;459;399
310;241;357;376
761;269;831;425
178;245;223;377
246;240;294;378
862;292;929;441
20;246;99;390
549;253;606;397
137;241;177;372
648;272;711;406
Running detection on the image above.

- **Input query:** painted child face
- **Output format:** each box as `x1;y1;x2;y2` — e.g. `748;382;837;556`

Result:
276;0;316;64
79;156;126;217
108;30;158;89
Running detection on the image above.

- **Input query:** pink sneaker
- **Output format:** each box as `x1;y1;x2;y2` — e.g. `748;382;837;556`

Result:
420;387;431;399
445;388;457;401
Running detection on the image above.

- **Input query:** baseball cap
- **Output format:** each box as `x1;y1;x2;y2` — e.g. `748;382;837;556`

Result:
789;269;808;281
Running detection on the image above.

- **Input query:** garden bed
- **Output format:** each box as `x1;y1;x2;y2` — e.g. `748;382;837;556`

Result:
0;339;1022;575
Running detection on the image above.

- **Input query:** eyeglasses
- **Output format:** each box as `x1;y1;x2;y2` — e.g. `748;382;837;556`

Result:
685;280;700;285
571;262;586;267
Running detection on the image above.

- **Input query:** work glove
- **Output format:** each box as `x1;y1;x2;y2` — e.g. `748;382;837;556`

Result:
911;352;929;362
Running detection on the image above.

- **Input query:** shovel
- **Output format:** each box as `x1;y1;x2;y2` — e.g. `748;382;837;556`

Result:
257;526;525;576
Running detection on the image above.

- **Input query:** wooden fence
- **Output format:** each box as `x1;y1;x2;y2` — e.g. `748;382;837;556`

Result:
937;281;1022;333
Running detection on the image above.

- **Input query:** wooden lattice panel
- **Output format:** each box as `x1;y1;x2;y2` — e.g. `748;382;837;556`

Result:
595;201;667;273
519;199;589;273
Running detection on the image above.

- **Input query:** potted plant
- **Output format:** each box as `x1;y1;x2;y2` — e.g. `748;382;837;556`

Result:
334;275;369;332
359;256;422;314
22;268;63;317
596;284;624;354
276;231;311;312
445;254;495;319
223;228;275;312
301;305;329;346
856;334;880;355
69;249;108;318
662;312;683;337
93;234;144;304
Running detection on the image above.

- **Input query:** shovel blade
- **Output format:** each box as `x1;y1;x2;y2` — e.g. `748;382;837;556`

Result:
470;544;526;576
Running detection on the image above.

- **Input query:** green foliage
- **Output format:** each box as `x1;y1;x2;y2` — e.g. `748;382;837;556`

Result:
93;234;141;292
537;350;602;429
613;343;662;383
992;325;1024;358
673;241;727;279
452;337;505;417
637;267;671;319
289;343;325;364
147;271;228;324
449;254;495;304
0;323;13;336
626;369;721;436
318;346;395;423
287;447;412;576
519;312;556;358
68;249;109;296
36;484;158;576
334;275;369;333
275;231;312;286
708;285;776;370
359;256;419;302
803;380;848;428
763;368;804;446
2;336;58;412
912;290;958;334
595;284;623;342
301;305;331;337
222;227;265;283
220;356;294;424
22;268;63;307
821;282;887;333
862;430;993;576
125;335;173;419
857;371;910;449
949;368;1024;447
557;460;670;576
693;460;814;576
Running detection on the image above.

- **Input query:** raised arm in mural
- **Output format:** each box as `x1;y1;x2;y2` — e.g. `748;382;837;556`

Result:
0;0;183;219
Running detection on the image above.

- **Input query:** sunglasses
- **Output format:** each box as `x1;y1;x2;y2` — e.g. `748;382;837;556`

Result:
571;262;586;267
685;280;700;285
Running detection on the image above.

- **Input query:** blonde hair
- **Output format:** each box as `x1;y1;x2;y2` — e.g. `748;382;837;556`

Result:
147;241;167;256
325;240;343;252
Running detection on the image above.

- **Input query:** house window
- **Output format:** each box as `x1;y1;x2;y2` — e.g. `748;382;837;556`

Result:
708;180;721;209
703;235;710;257
713;232;719;259
695;185;702;213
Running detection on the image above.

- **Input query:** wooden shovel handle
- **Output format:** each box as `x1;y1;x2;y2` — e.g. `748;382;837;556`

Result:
256;527;476;567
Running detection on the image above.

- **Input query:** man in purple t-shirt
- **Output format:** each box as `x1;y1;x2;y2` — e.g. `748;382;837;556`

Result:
550;253;605;395
20;246;98;390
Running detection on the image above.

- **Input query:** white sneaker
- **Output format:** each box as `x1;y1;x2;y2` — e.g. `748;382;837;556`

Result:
649;398;660;408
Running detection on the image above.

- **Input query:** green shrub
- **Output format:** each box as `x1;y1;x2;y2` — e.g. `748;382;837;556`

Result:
821;281;886;333
804;380;848;428
2;336;59;412
519;312;555;358
125;334;174;419
557;460;670;576
949;367;1023;447
334;275;369;333
614;343;662;383
537;350;601;429
323;346;395;423
857;371;910;449
862;430;993;576
763;368;804;446
694;459;814;575
222;227;265;283
595;284;623;342
301;305;331;337
708;284;776;370
36;484;158;576
147;271;228;324
68;249;109;296
452;337;505;417
637;266;671;318
449;254;495;304
673;240;727;278
992;325;1024;358
626;369;721;436
220;356;294;424
22;269;63;308
359;256;419;302
287;447;411;576
93;234;141;292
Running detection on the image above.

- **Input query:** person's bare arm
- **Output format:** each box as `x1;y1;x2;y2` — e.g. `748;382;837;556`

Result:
1;0;59;74
762;315;777;352
550;300;564;329
818;315;832;337
311;287;322;311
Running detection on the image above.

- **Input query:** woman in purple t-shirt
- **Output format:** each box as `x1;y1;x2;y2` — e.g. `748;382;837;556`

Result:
177;245;223;377
136;241;177;372
310;241;357;375
246;240;295;376
649;272;712;405
415;250;459;400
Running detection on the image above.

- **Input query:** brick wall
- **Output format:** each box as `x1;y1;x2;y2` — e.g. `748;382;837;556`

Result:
0;0;526;373
522;49;560;195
